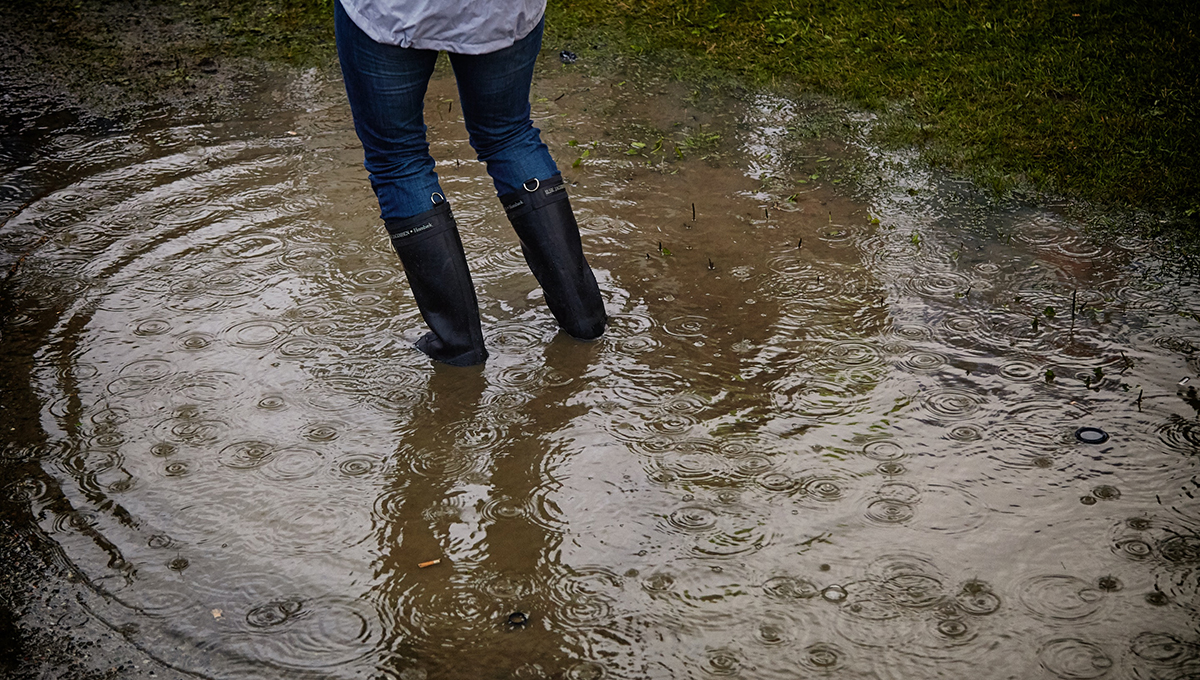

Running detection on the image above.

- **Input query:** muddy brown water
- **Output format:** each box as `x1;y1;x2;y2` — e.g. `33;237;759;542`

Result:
1;60;1198;680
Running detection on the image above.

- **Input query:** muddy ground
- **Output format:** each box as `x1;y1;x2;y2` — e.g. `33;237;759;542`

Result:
2;5;308;678
3;4;1197;680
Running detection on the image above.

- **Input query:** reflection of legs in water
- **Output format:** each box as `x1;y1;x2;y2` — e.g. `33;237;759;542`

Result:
373;345;595;676
372;365;489;668
473;339;595;668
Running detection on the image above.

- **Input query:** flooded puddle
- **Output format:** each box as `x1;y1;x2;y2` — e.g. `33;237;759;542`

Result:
1;56;1198;679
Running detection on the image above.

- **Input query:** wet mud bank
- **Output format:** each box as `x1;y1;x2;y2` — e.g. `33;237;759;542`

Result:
1;7;316;677
4;8;1200;680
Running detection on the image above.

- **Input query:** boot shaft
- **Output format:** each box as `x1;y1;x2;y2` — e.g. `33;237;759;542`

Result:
385;202;489;366
499;175;607;341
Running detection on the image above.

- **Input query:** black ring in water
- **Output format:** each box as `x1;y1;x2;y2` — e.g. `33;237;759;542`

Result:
1074;427;1109;444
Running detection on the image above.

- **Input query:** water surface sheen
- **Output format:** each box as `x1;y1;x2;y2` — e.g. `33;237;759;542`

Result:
2;65;1198;680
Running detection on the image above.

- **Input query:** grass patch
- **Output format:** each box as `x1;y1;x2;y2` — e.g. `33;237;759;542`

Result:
24;0;337;62
14;0;1200;248
546;0;1199;238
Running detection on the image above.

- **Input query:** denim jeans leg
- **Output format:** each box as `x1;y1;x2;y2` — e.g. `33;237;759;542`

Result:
448;18;559;197
335;1;445;221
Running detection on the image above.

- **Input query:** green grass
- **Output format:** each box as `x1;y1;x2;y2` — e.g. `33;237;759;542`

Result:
17;0;1200;245
190;0;337;63
18;0;336;64
545;0;1199;233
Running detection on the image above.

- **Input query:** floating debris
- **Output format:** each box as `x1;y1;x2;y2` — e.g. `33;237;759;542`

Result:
1074;427;1109;445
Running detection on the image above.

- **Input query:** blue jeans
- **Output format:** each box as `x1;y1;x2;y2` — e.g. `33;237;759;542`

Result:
335;2;559;221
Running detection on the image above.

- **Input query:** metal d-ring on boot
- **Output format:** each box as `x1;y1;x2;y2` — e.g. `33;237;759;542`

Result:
500;175;607;340
385;197;488;366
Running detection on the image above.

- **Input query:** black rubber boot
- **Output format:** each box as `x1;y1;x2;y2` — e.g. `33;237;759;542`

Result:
385;201;488;366
500;175;606;340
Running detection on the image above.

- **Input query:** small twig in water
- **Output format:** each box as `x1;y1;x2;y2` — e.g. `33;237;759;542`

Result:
4;235;50;285
1071;289;1077;333
0;197;38;229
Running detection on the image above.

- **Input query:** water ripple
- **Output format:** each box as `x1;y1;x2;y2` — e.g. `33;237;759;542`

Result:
1018;575;1105;621
233;595;381;670
920;389;983;421
1037;638;1113;679
665;506;719;532
218;440;276;470
762;576;820;600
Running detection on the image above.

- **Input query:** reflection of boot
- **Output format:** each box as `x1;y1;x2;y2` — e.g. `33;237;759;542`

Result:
386;201;488;366
500;175;607;340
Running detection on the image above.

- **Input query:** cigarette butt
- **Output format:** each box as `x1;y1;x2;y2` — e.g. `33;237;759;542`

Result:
418;559;441;569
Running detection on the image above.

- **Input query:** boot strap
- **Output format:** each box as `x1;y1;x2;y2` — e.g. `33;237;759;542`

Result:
385;201;455;247
500;175;569;220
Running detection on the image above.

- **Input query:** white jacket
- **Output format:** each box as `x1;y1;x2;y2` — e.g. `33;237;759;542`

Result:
339;0;546;54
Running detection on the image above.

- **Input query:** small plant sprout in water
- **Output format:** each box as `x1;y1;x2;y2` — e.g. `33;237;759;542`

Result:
569;140;596;168
679;128;722;158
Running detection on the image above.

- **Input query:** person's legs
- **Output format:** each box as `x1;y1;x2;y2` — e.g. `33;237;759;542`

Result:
335;0;444;220
446;18;558;195
449;20;606;340
336;2;487;365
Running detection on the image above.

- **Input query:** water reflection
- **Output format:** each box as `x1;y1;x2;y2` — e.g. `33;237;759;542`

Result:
372;345;603;676
1;60;1198;679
